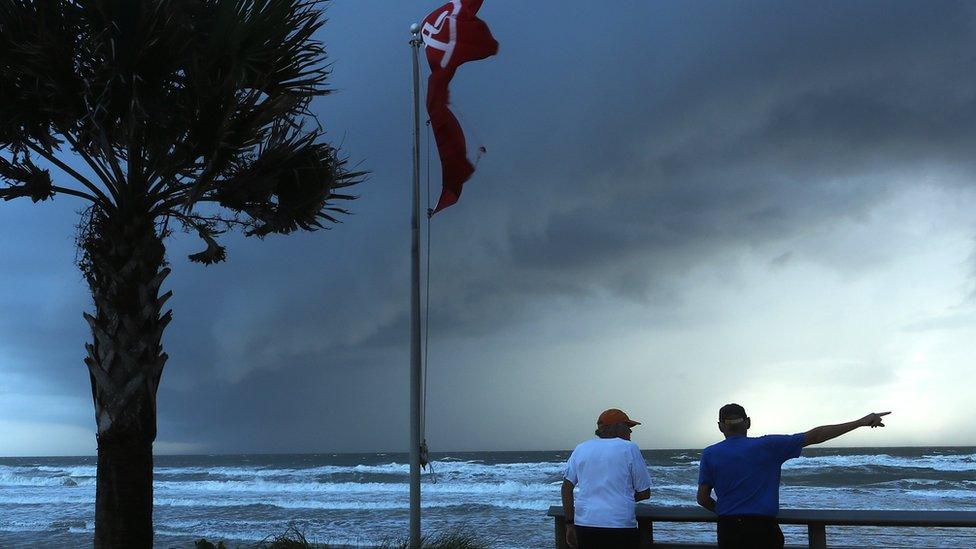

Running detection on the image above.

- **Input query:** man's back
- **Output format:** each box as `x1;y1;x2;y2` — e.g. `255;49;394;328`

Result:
698;434;804;516
697;405;890;549
565;437;650;528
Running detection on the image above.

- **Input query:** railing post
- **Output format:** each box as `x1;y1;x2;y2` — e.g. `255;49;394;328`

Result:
637;517;653;548
807;522;826;549
554;515;568;549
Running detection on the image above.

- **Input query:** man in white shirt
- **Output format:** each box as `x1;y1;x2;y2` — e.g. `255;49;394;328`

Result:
562;408;652;549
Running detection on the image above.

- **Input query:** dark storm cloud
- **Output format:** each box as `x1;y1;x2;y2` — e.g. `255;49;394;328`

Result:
356;3;976;342
0;199;91;397
160;2;976;451
3;1;976;453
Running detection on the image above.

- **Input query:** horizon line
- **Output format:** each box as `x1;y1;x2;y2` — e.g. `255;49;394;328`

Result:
3;444;975;460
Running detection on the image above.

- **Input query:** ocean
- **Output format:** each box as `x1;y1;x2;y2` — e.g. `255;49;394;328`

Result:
1;447;975;548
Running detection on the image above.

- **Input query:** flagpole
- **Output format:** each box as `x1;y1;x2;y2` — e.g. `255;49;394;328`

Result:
408;22;423;549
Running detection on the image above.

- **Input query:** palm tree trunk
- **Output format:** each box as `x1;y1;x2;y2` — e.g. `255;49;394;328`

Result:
94;438;154;548
81;210;171;549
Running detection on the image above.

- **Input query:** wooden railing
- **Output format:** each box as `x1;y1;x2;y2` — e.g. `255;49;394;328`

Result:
546;505;976;548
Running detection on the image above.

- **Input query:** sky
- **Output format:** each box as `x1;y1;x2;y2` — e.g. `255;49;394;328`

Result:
2;1;976;456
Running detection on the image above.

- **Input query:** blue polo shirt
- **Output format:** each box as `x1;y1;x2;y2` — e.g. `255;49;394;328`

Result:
698;433;805;517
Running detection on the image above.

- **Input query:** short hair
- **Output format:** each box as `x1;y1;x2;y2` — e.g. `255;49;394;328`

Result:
719;403;747;422
595;422;631;438
718;403;749;434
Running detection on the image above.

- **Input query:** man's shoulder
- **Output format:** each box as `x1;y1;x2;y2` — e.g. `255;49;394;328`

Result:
610;437;638;447
573;437;637;453
701;437;761;457
619;439;642;455
702;439;728;454
578;437;603;446
608;438;641;453
572;438;600;452
755;433;805;445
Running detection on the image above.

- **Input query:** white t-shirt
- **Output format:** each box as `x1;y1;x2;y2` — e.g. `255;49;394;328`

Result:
564;437;652;528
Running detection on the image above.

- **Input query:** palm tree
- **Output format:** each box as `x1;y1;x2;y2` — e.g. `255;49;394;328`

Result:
0;1;361;546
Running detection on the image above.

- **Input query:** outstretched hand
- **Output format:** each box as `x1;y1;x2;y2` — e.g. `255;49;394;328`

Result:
860;411;891;428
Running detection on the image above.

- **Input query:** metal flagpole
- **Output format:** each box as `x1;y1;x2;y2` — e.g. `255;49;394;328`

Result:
408;22;423;549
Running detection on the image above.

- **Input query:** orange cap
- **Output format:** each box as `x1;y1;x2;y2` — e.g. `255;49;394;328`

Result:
597;408;641;428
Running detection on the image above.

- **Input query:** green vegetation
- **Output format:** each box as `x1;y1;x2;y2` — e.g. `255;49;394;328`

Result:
191;526;491;549
194;540;227;549
257;527;315;548
382;529;491;549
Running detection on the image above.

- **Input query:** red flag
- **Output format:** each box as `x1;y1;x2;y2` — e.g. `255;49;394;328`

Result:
421;0;498;214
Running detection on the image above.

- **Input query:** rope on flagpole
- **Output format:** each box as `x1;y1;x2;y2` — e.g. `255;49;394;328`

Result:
422;118;431;437
424;118;432;415
420;82;436;483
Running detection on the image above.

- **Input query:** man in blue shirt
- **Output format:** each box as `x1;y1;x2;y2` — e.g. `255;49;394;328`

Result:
697;403;890;548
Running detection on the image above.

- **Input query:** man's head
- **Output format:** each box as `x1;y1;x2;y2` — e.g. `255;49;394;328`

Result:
718;403;751;437
595;408;640;440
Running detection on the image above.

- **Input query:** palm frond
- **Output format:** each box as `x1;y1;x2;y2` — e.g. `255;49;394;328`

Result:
0;152;53;202
0;0;85;148
0;0;362;261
